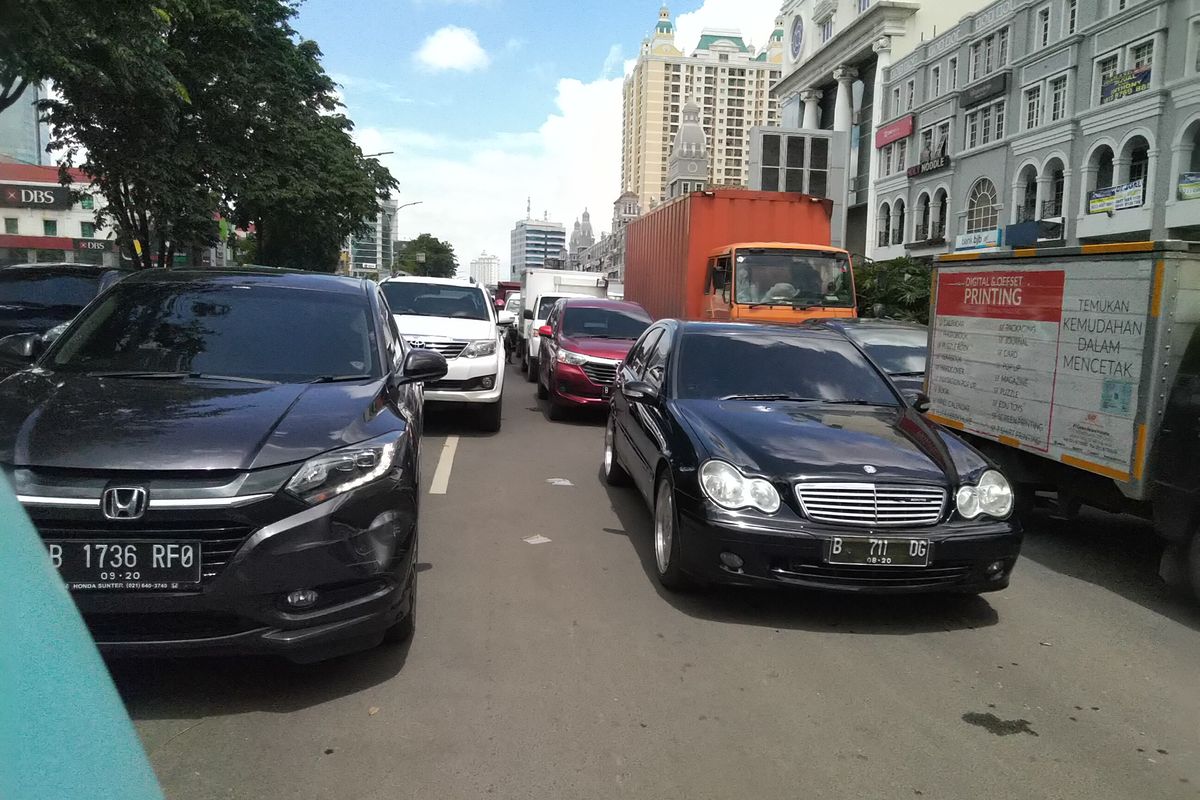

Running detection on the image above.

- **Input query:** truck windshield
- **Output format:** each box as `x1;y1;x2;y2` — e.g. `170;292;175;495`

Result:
733;249;853;308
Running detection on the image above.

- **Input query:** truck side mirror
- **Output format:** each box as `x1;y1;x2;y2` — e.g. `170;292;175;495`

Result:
523;309;533;320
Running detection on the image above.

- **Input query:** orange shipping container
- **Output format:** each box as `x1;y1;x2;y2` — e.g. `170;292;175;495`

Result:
625;189;856;324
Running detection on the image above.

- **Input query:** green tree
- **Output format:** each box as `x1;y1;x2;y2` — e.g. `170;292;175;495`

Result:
394;234;459;278
854;256;932;323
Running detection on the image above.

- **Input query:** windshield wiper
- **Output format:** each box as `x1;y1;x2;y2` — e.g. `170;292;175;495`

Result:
86;371;279;384
889;371;925;377
747;301;793;309
307;374;373;384
719;394;882;405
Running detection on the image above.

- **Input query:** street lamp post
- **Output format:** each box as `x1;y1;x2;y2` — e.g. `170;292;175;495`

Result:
392;200;424;277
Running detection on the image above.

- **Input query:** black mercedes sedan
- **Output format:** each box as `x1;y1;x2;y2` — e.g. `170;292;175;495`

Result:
603;321;1021;594
0;269;446;662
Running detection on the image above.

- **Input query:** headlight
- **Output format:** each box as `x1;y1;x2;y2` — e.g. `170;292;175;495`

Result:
557;349;587;366
461;338;497;358
285;433;402;505
699;459;781;514
955;469;1013;520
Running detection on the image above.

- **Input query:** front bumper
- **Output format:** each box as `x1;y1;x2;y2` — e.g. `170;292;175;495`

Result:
548;362;612;408
29;480;419;663
675;496;1022;594
424;352;504;404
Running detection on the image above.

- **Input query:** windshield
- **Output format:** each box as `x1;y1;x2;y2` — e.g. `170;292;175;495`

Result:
733;249;854;308
0;271;100;312
561;306;650;340
677;330;898;404
382;282;490;321
536;295;569;319
504;295;522;313
48;282;379;382
852;327;928;375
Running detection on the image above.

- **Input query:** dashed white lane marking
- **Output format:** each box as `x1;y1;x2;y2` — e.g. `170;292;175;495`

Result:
523;535;552;545
429;436;459;495
545;478;574;487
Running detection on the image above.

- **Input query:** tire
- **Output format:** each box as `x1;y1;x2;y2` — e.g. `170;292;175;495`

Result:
525;355;538;382
1188;532;1200;606
478;399;502;432
536;365;548;400
653;472;694;592
603;415;631;486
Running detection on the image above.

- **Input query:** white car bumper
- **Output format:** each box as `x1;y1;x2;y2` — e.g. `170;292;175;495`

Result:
424;352;504;404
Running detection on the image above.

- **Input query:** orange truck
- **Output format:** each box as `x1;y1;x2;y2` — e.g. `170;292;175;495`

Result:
624;189;856;323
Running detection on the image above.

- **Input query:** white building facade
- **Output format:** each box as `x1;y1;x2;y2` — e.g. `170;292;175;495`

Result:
469;251;502;286
343;196;399;279
510;218;567;276
772;0;993;258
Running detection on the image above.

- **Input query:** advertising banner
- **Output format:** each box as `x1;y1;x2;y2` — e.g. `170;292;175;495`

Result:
954;228;1001;251
1178;172;1200;201
875;115;914;149
1087;179;1144;214
1100;65;1151;104
0;184;72;210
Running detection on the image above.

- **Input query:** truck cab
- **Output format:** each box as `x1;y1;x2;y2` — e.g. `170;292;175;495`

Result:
702;243;857;324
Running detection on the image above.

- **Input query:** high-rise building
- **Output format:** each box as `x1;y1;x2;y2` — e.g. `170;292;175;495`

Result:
343;196;399;279
0;83;51;166
510;215;567;276
621;5;785;211
470;251;502;286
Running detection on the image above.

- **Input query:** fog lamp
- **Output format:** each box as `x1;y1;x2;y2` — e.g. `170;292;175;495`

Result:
481;376;495;389
986;560;1005;577
286;589;319;608
719;552;745;570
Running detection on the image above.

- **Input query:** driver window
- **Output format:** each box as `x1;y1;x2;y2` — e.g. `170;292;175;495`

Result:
643;328;671;387
627;328;662;377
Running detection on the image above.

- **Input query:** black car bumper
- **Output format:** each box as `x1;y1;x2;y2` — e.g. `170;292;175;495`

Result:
675;498;1022;594
29;481;418;663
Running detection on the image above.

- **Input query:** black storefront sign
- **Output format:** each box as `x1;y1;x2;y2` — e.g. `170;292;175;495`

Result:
73;239;113;251
0;183;72;210
961;73;1008;108
907;155;952;178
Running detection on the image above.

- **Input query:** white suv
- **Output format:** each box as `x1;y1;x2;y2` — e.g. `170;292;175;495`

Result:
380;276;504;431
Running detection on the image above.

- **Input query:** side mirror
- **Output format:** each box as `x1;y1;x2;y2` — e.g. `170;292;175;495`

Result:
537;325;553;338
522;309;533;320
498;311;515;325
397;348;448;385
0;332;43;363
622;379;659;403
904;390;931;413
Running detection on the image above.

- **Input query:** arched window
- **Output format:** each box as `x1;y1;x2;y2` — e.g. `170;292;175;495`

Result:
966;178;999;233
933;188;949;238
892;199;906;245
1043;158;1066;217
1016;164;1038;222
1121;135;1151;206
916;192;931;241
1089;145;1115;191
878;202;892;248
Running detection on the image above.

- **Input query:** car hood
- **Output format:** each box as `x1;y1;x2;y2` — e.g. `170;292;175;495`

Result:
559;336;638;361
674;400;988;485
393;315;493;341
0;371;391;471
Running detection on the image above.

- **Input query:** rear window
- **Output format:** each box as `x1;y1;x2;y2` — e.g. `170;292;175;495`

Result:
677;330;897;404
48;282;379;382
852;328;928;375
382;282;490;321
561;307;651;340
0;271;99;311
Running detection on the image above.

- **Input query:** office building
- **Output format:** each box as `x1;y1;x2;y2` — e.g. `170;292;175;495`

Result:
510;215;567;275
470;251;502;285
772;0;992;257
0;162;120;267
0;83;51;166
621;5;785;211
872;0;1200;257
344;196;399;279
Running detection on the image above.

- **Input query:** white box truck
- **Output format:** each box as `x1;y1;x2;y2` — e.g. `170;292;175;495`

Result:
924;241;1200;601
517;269;607;381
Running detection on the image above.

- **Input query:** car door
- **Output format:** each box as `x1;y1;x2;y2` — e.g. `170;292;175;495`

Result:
378;290;423;433
626;324;674;499
539;301;562;385
615;325;665;499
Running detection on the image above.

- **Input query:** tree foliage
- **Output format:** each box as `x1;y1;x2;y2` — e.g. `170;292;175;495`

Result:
394;234;459;279
6;0;395;270
854;256;932;324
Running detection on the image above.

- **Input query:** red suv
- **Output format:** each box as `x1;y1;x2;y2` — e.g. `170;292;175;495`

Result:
536;298;652;419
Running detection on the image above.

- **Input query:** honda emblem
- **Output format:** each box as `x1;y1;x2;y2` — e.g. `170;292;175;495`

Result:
102;486;148;520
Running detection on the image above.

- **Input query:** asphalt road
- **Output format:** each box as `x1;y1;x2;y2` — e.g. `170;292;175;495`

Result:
113;363;1200;800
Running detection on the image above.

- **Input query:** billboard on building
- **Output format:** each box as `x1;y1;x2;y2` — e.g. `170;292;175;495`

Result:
1087;179;1144;214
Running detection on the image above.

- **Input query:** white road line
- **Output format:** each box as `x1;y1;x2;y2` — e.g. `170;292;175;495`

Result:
428;436;459;495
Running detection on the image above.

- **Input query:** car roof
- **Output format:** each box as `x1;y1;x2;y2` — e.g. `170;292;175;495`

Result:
804;318;927;333
676;320;852;342
381;275;479;288
558;297;648;314
0;262;129;275
117;268;370;295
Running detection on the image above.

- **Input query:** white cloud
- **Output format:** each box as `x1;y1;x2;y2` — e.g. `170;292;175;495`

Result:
354;76;623;279
414;26;490;73
601;44;624;79
673;0;781;53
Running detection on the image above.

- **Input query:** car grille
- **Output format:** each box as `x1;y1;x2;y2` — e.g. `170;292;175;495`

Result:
35;521;254;583
773;561;972;589
794;483;947;527
409;340;468;359
580;361;619;386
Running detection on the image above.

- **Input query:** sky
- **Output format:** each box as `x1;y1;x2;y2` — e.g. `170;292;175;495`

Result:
294;0;784;278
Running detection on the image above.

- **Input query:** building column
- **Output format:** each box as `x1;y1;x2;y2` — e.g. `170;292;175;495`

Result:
800;89;823;129
864;38;892;260
1035;175;1052;220
832;67;858;133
